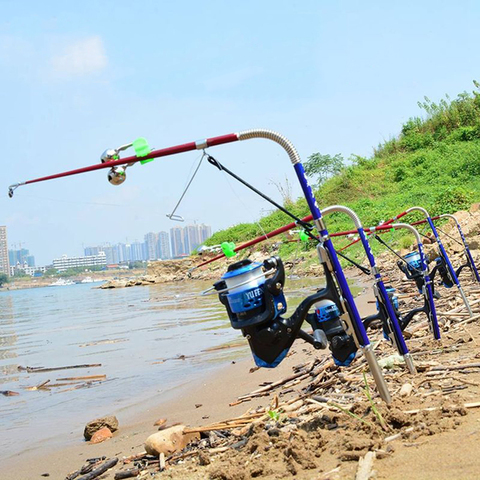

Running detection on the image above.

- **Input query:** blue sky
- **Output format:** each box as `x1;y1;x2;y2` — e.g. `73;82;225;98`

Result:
2;0;480;264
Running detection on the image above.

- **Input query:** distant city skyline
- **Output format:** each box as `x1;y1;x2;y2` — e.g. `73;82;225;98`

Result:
1;222;213;270
82;223;212;264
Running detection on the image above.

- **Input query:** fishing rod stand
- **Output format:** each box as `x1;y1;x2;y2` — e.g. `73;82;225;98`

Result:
376;222;441;341
440;214;480;283
406;207;473;316
320;208;415;374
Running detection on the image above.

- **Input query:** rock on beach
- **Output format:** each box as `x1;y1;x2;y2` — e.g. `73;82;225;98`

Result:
144;425;200;455
84;415;119;440
90;426;113;444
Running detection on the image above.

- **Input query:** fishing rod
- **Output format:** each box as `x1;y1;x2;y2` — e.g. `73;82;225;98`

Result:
438;214;480;283
202;154;371;275
327;222;440;340
405;207;473;316
9;128;393;402
199;153;416;368
338;208;474;316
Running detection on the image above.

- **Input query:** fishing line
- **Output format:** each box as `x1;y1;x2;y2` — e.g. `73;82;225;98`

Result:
436;226;464;246
215;156;271;248
166;152;205;222
373;234;422;274
207;154;370;274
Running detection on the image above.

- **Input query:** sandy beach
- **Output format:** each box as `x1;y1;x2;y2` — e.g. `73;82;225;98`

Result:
2;282;375;479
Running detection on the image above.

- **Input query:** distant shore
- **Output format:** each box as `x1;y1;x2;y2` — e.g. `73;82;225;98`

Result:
0;268;146;291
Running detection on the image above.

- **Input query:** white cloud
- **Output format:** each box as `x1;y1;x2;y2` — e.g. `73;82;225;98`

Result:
50;36;107;78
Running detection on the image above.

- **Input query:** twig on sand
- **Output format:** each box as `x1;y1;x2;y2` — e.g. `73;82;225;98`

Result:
355;451;376;480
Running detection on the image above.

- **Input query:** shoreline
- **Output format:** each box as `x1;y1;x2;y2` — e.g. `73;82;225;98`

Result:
3;277;374;479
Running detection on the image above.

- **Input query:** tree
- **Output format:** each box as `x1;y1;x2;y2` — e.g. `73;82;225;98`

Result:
303;153;345;187
0;272;8;287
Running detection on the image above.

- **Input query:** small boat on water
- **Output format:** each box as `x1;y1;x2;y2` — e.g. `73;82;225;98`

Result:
80;276;96;283
49;278;75;287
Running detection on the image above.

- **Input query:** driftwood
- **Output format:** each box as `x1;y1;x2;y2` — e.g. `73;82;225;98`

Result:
114;469;140;480
1;390;19;396
159;453;166;472
76;458;118;480
19;364;102;373
404;401;480;414
56;375;106;381
430;362;480;371
123;452;147;464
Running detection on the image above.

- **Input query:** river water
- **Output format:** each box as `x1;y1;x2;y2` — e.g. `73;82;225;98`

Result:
0;277;331;459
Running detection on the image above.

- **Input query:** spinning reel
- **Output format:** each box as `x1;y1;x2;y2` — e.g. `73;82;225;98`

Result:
370;223;440;340
213;255;356;368
399;250;453;293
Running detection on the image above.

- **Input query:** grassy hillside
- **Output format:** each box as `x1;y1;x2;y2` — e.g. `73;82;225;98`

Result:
205;84;480;261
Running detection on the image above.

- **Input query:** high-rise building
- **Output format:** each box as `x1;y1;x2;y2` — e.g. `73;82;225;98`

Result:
157;231;171;259
199;224;212;243
84;246;100;257
0;226;10;276
130;241;146;261
8;248;35;268
144;232;159;260
170;224;212;256
170;227;186;257
184;225;201;253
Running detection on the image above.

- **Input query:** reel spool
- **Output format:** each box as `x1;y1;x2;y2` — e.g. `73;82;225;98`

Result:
380;287;399;311
399;251;425;294
404;251;422;272
214;257;289;368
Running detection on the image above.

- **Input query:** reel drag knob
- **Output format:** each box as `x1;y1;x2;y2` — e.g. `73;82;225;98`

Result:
108;166;127;185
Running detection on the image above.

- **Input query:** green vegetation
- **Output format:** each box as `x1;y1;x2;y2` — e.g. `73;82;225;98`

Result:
0;272;8;287
204;83;480;262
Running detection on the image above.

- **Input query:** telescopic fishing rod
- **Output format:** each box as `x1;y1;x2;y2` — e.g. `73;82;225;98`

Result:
9;129;393;402
338;208;474;316
405;207;473;316
439;214;480;283
198;153;415;369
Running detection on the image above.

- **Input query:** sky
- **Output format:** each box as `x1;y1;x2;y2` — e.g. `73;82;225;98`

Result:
2;0;480;265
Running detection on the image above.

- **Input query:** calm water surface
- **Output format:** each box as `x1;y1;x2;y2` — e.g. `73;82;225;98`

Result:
0;277;330;458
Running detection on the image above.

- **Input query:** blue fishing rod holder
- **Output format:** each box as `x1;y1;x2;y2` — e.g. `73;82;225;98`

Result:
406;207;473;317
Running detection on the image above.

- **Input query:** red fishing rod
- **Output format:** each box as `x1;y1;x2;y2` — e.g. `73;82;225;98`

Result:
8;134;241;196
195;214;313;268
